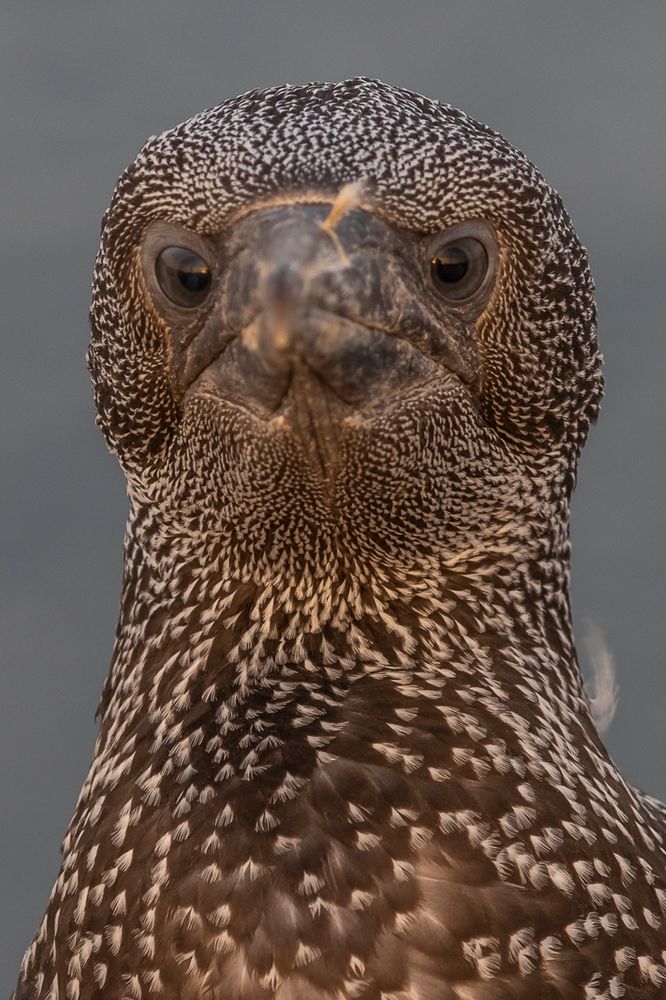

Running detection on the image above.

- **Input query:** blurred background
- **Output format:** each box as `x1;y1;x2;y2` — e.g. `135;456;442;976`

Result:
1;0;664;987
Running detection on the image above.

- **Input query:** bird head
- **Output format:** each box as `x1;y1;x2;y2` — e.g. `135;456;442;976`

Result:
88;79;603;578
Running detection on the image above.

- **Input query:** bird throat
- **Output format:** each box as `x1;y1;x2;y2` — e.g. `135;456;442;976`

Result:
96;530;587;766
277;363;353;486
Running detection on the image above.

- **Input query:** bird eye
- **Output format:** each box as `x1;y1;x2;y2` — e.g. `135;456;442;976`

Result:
154;246;212;307
430;236;490;302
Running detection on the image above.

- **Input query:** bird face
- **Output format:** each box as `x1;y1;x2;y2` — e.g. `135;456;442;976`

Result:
140;200;498;508
88;80;603;574
142;204;495;430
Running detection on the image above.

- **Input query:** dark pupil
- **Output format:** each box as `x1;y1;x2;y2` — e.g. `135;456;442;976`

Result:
155;245;211;306
178;265;209;292
432;246;469;283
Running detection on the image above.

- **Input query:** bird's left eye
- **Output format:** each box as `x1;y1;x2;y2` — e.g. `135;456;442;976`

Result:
154;246;212;307
427;222;498;307
430;237;489;301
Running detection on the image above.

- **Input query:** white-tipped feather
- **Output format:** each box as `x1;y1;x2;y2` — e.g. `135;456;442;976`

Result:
584;621;618;733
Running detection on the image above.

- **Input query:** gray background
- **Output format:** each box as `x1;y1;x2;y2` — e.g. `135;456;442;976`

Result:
1;1;664;988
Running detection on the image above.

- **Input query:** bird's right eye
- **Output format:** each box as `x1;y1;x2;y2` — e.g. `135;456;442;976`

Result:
154;246;212;307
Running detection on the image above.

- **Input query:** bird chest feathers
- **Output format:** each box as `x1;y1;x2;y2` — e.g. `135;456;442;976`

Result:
15;79;666;1000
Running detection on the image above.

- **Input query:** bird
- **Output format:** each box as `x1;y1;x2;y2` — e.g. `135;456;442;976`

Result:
14;78;666;1000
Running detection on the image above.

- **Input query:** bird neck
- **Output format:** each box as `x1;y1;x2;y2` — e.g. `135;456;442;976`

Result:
96;502;591;758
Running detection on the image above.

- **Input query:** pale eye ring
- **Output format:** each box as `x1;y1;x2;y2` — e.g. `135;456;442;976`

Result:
154;245;212;307
427;222;498;305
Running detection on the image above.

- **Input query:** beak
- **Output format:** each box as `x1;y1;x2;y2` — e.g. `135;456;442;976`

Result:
179;201;477;419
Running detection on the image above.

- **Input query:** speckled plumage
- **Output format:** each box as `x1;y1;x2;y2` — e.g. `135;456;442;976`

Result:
15;78;666;999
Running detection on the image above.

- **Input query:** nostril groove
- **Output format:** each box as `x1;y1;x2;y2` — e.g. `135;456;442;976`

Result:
266;265;297;312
